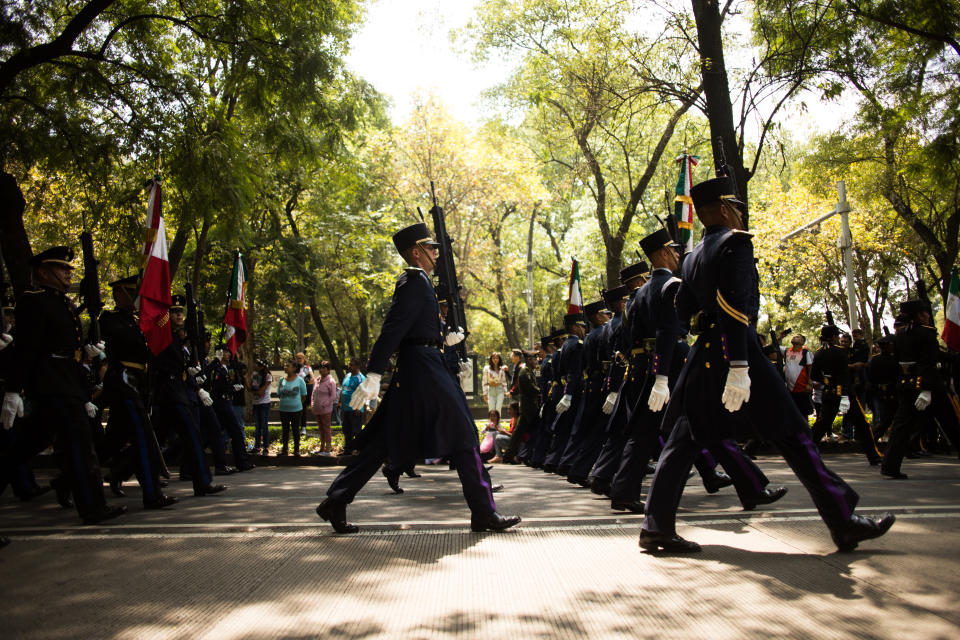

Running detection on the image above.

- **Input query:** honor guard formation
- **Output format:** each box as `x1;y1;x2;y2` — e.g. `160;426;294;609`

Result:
20;173;960;556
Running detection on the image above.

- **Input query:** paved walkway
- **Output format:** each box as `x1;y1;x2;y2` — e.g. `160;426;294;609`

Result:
2;454;960;639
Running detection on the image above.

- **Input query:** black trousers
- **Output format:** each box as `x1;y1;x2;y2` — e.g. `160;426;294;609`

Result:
545;400;578;467
327;433;496;517
153;402;212;492
213;400;249;467
882;387;960;475
197;404;228;468
103;381;166;504
280;410;301;454
341;409;363;452
0;421;41;498
645;417;857;535
813;392;881;463
503;409;536;462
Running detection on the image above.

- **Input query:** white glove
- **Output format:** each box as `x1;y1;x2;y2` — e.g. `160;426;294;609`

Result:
194;374;207;385
722;367;751;412
0;332;12;351
233;384;244;391
915;390;932;411
187;366;201;376
444;327;465;346
350;373;381;410
214;349;224;360
647;375;670;412
556;394;572;414
198;389;214;407
84;402;98;418
602;392;618;415
838;396;850;415
2;392;23;430
84;341;105;358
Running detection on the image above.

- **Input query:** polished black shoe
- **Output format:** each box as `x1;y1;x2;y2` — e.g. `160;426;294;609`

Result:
703;471;734;494
590;477;611;497
82;504;127;525
831;513;896;551
471;511;521;532
405;470;422;478
144;494;178;509
639;529;701;552
567;475;589;487
194;484;227;497
529;461;543;469
881;469;908;479
215;466;236;476
742;486;788;511
109;476;126;497
50;478;73;509
542;463;557;473
316;498;359;534
556;465;570;476
382;466;404;494
491;484;504;493
611;499;645;514
18;485;52;502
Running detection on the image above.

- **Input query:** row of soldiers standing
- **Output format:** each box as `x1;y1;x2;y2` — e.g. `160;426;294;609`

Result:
1;247;254;528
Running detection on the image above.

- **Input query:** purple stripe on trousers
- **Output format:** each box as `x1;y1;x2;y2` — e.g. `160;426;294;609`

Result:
797;430;852;520
722;439;763;494
472;448;497;512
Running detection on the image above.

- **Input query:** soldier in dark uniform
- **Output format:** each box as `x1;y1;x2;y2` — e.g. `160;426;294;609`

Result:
98;275;176;508
881;300;960;478
1;247;125;524
543;313;587;473
151;295;226;497
868;334;899;441
558;300;608;480
640;177;894;552
528;329;564;468
315;223;520;534
523;333;556;466
208;343;254;472
194;334;236;475
501;349;540;464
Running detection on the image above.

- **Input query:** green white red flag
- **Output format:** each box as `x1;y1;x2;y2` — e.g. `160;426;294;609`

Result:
567;258;583;314
138;216;172;355
223;251;247;354
674;153;699;254
942;267;960;351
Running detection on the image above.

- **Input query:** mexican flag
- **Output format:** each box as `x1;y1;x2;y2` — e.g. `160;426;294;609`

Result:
223;252;248;354
141;176;162;268
138;217;172;355
567;258;583;314
674;153;699;253
942;267;960;351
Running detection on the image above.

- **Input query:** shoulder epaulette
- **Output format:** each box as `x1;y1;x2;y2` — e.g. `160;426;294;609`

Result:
23;289;42;295
661;277;682;295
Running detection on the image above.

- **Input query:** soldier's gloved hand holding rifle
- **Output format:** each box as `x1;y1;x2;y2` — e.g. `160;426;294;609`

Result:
2;392;24;429
350;373;381;410
722;364;751;412
602;392;617;414
556;394;572;414
915;390;932;411
444;327;465;346
838;396;850;414
198;389;214;407
647;375;670;412
84;402;98;418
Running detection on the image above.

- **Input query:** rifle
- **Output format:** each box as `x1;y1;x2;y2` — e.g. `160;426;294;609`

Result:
184;282;204;366
659;214;686;269
427;181;468;362
714;136;747;231
78;227;103;345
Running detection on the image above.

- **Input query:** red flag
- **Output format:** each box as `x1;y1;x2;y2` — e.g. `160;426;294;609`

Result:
139;217;172;355
222;252;247;354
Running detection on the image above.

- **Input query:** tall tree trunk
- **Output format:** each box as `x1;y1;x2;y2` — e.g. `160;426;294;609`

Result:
0;170;32;296
691;0;750;226
190;216;210;292
167;222;191;281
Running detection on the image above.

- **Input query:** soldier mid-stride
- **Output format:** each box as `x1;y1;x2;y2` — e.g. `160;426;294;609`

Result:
639;177;895;553
315;222;520;534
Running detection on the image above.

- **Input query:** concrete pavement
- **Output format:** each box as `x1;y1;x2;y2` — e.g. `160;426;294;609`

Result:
2;454;960;639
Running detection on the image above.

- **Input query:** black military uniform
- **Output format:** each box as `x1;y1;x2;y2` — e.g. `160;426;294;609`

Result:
868;335;899;441
208;346;253;471
98;275;175;508
641;177;893;552
501;350;540;464
317;223;519;534
7;247;123;523
528;330;564;467
881;300;960;478
543;315;586;472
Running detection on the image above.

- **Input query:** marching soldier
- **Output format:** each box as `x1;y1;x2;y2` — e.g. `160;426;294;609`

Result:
1;247;125;524
528;329;564;468
98;275;176;508
208;343;255;472
500;348;540;464
640;176;894;552
151;294;226;497
315;222;519;534
543;312;587;474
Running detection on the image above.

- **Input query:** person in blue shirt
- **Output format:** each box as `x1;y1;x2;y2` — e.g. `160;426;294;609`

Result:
339;357;365;454
277;359;308;456
316;222;520;534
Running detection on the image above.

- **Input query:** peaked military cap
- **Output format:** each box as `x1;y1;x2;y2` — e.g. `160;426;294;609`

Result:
522;348;538;358
2;294;15;311
109;274;139;290
170;294;186;311
899;299;930;317
602;285;629;304
539;335;553;348
563;312;587;327
690;176;743;209
639;228;678;260
393;222;440;254
619;260;649;282
29;245;75;269
583;299;606;316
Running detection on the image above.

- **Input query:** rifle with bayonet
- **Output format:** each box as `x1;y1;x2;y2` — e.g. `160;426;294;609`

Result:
184;282;204;366
714;137;747;231
78;225;103;346
427;181;469;362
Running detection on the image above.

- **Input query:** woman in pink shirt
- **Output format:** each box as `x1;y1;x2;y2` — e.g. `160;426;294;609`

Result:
311;361;338;454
